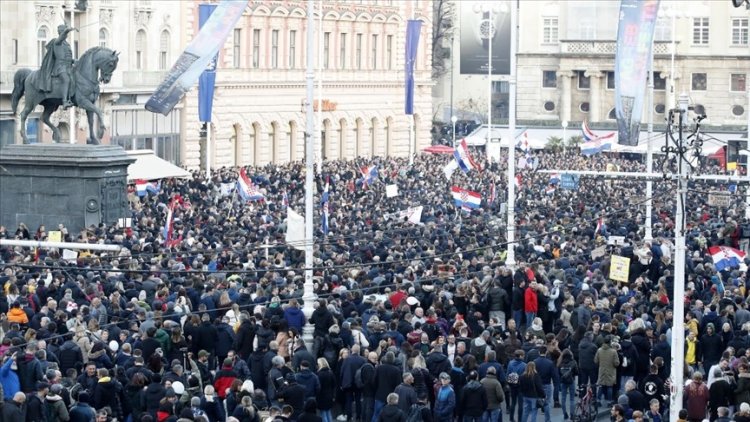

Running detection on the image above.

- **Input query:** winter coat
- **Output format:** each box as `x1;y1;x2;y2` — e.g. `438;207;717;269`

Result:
92;377;123;420
374;362;402;402
295;369;321;401
524;288;538;313
2;400;25;422
309;307;335;338
215;323;236;359
630;330;651;379
425;352;451;379
145;381;167;413
488;286;509;312
394;382;418;414
519;373;544;398
194;322;219;355
45;393;69;422
16;353;43;393
0;356;20;400
735;373;750;406
57;341;84;374
213;367;238;399
480;373;505;410
684;381;709;420
68;402;96;422
124;384;146;420
26;393;46;422
233;320;256;359
316;367;336;410
461;380;488;416
378;404;405;422
701;332;725;366
594;343;620;386
434;385;456;422
283;306;306;332
339;354;365;390
578;338;598;370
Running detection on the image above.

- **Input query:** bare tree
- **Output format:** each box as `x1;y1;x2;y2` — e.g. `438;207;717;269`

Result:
432;0;456;79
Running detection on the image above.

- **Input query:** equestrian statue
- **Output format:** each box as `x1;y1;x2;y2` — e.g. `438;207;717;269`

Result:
11;23;119;145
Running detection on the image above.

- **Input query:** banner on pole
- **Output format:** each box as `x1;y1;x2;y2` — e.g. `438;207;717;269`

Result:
384;206;423;224
609;255;631;282
198;3;219;123
614;0;660;146
458;0;512;75
285;208;305;251
145;0;248;115
404;19;422;115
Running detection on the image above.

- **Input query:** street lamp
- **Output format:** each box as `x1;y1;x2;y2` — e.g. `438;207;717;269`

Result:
451;115;458;144
561;120;568;144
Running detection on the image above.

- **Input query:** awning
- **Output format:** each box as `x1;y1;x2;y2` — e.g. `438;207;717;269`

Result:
423;145;455;154
126;150;191;182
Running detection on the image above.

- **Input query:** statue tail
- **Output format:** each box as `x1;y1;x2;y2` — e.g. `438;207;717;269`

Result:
11;68;31;115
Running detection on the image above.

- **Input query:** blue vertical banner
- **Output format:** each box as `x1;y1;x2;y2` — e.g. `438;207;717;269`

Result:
198;3;218;123
614;0;660;146
404;19;422;115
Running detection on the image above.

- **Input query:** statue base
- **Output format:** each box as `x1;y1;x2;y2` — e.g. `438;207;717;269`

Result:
0;144;134;235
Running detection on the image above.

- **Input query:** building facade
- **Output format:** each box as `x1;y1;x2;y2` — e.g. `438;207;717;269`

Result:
0;0;434;168
0;0;184;160
434;0;749;132
182;0;433;169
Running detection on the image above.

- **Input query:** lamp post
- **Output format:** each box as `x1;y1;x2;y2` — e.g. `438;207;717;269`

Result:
302;0;316;348
505;0;516;268
561;120;568;144
451;115;458;144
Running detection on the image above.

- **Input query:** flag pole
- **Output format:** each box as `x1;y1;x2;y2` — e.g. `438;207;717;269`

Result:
302;0;316;349
505;0;517;268
317;0;323;167
408;1;416;166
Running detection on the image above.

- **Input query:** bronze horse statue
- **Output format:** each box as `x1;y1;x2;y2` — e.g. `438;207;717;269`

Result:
11;46;119;145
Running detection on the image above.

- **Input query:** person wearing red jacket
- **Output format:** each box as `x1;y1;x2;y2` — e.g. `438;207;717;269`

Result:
213;358;238;400
524;281;539;329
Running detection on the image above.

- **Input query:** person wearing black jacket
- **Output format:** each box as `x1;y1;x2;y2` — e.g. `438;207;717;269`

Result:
57;336;84;374
195;315;219;369
578;332;598;387
519;362;545;422
26;382;48;422
630;327;652;383
638;365;665;411
361;352;378;422
378;392;406;422
144;374;167;417
708;367;732;421
277;373;306;420
233;314;256;360
460;371;487;422
373;351;403;421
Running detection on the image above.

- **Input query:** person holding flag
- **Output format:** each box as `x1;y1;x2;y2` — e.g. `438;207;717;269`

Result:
321;177;330;235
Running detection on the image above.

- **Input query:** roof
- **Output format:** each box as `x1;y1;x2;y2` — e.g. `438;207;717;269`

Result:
126;150;191;182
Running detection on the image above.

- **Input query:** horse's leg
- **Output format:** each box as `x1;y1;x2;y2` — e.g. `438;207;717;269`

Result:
41;104;60;143
18;102;34;144
86;110;97;145
94;105;106;141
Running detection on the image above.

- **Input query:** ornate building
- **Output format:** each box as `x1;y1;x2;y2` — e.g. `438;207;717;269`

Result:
0;0;434;168
0;0;183;160
434;0;749;130
182;0;433;169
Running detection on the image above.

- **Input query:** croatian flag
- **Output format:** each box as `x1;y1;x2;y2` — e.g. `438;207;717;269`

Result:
237;168;265;201
708;246;747;271
581;121;615;155
488;182;496;205
453;139;481;173
451;186;481;211
135;179;160;197
359;165;379;188
545;185;556;195
549;173;561;185
595;217;604;235
515;174;522;189
321;178;330;235
282;192;289;208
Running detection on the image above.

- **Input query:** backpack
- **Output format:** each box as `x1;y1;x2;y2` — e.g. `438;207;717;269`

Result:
506;371;519;385
560;362;575;384
354;363;372;389
406;403;425;422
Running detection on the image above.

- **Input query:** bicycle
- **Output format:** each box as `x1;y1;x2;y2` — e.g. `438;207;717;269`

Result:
572;383;598;422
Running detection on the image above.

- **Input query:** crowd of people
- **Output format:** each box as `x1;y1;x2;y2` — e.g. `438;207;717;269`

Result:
0;146;748;422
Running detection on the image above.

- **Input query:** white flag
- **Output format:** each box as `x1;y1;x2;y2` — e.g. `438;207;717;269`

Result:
407;206;423;224
285;208;305;251
443;160;458;180
220;182;235;197
385;184;399;197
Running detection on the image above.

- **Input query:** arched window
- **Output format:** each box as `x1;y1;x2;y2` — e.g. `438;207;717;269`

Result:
339;119;348;159
99;28;108;48
37;26;48;66
289;121;297;161
135;30;146;70
608;108;617;120
159;30;170;70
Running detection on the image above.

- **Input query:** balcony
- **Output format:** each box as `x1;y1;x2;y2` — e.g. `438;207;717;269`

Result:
560;40;673;56
122;71;167;88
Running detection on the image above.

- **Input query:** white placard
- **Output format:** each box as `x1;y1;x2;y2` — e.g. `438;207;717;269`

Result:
385;184;399;197
62;249;78;262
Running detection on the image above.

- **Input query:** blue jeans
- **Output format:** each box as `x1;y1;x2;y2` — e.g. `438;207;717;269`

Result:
320;409;332;422
510;387;522;422
482;408;501;422
371;399;385;422
560;382;576;417
513;310;523;330
541;384;552;422
522;397;538;422
464;416;483;422
525;312;536;329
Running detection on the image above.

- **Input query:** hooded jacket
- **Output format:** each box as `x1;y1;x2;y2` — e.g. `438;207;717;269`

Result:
283;306;306;332
16;353;43;393
57;340;83;374
0;357;20;400
295;368;321;400
461;379;488;416
480;373;504;409
45;392;70;422
378;403;406;422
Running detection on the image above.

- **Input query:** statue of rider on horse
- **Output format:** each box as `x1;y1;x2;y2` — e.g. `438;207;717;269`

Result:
11;22;119;145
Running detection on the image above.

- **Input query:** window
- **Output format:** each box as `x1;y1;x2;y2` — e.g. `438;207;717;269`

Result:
606;71;615;90
159;30;170;70
253;29;260;68
654;18;671;41
731;74;747;92
12;39;18;65
289;30;296;69
542;17;559;44
577;71;590;90
732;18;749;46
37;26;48;66
692;18;709;45
608;108;617;119
371;34;378;69
135;29;146;70
99;28;108;48
543;101;555;111
542;70;557;88
356;33;362;70
323;32;330;69
655;104;665;114
733;105;746;116
580;102;590;113
492;81;509;93
691;73;707;91
271;29;279;69
653;72;666;90
339;33;347;69
233;29;241;68
386;35;393;69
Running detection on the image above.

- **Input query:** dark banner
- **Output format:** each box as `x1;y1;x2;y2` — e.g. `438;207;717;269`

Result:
614;0;660;146
459;0;511;75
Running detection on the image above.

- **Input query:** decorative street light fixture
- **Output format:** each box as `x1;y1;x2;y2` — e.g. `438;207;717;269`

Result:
451;115;458;144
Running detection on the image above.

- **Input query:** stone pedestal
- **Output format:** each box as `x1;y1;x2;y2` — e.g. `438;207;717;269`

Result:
0;144;134;235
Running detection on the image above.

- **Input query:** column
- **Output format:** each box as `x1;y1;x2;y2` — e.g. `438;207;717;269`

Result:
586;70;603;122
558;71;574;123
